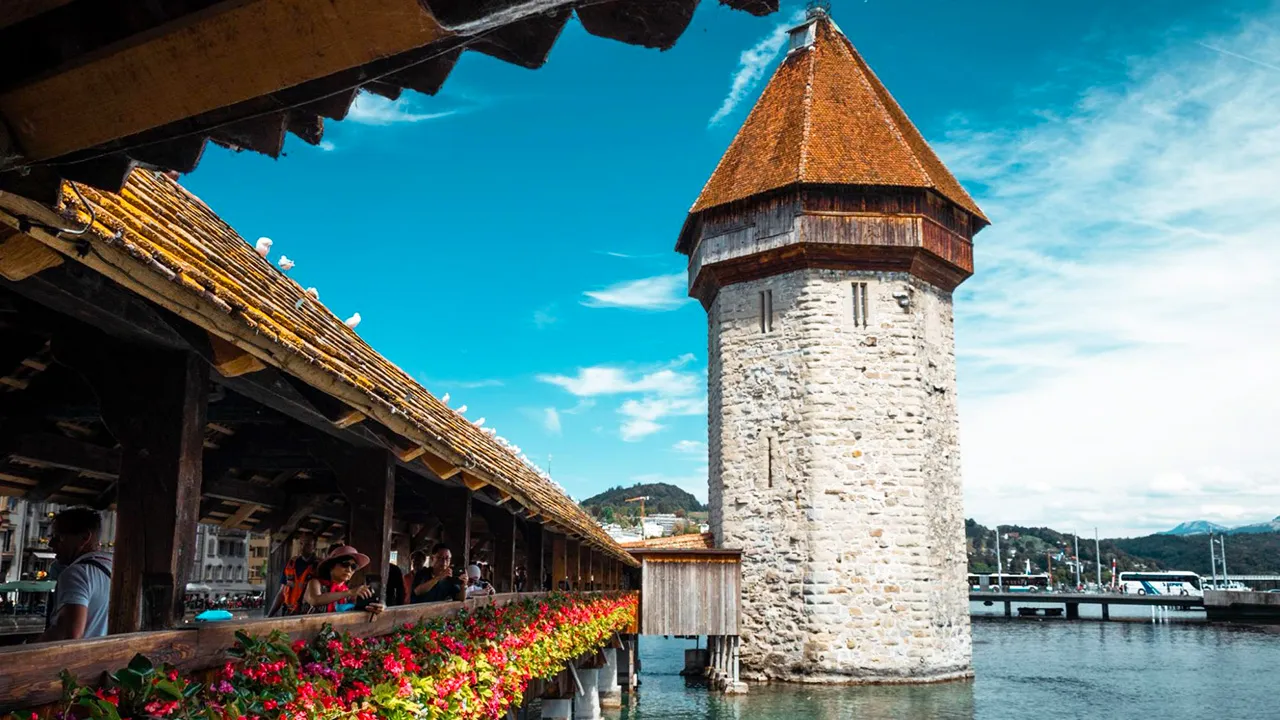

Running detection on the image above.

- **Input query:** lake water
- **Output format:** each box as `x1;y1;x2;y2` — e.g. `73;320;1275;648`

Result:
612;617;1280;719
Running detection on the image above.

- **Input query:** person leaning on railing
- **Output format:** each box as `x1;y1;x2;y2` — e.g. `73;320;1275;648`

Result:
411;543;465;603
301;545;384;616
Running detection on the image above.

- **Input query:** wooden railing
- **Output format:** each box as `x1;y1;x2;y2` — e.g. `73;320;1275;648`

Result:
0;592;559;712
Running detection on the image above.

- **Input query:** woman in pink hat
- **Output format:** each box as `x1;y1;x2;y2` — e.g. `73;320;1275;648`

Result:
302;544;383;615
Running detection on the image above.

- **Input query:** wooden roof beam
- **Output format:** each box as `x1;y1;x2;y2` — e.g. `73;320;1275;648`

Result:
0;228;63;282
3;433;120;477
0;0;451;163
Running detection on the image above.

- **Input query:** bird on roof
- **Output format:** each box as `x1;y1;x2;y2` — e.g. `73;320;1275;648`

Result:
475;418;486;427
278;255;295;271
305;287;319;300
344;312;361;329
441;393;451;405
456;405;468;414
255;237;272;257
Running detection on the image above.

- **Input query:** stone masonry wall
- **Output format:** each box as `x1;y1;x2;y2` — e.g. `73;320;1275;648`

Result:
707;267;971;683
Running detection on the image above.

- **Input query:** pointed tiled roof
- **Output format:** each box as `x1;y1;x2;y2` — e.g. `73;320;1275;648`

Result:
691;16;986;222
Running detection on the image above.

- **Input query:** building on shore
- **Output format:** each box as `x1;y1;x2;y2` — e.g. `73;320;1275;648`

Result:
677;8;987;683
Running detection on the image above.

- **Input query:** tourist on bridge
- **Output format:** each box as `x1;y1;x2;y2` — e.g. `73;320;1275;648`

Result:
302;545;383;615
411;543;465;603
465;564;495;598
37;507;112;641
268;531;318;617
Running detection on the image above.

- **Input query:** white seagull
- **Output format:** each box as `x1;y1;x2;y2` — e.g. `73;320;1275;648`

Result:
344;312;361;329
278;255;295;271
255;237;272;257
305;287;319;300
474;417;486;427
456;405;468;414
441;393;451;405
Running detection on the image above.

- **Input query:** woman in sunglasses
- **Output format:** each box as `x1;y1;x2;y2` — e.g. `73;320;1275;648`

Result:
302;545;384;615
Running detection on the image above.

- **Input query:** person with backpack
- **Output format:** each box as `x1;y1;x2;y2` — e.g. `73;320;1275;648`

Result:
38;507;112;641
268;531;319;617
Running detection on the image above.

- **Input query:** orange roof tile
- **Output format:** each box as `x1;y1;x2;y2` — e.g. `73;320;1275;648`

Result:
621;532;715;550
690;16;985;222
39;171;636;567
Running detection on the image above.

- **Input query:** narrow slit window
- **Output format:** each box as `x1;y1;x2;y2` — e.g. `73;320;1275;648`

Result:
759;290;774;334
767;436;774;488
852;282;869;328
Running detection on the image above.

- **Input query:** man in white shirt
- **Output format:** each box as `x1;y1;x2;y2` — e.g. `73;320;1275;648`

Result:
38;507;112;641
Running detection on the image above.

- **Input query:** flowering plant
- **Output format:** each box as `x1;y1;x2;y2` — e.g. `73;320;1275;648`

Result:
41;593;634;720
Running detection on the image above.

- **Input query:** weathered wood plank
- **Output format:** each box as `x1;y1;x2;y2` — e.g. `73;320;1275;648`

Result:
0;0;449;162
0;229;63;281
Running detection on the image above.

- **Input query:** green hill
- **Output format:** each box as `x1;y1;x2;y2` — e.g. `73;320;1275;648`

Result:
580;483;705;522
966;519;1280;580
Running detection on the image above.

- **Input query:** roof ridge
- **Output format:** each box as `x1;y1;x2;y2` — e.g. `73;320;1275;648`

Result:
797;41;817;180
824;22;930;185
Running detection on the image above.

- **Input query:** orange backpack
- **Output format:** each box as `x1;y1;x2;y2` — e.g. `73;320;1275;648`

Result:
282;557;317;614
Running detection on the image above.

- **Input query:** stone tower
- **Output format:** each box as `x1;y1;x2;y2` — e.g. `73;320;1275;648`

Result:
676;9;987;684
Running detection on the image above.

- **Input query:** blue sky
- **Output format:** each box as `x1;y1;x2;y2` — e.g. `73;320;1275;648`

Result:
182;0;1280;536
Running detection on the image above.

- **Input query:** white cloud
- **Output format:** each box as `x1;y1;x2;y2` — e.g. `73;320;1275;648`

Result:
543;407;562;436
538;356;703;441
582;273;688;311
533;305;557;328
944;16;1280;537
708;10;805;126
673;440;707;454
537;361;697;398
347;93;458;126
619;397;706;442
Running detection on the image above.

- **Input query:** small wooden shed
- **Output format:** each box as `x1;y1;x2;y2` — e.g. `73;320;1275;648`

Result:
626;535;741;637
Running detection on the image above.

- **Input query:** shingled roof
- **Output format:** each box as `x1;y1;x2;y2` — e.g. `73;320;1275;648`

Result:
689;14;986;222
17;170;635;566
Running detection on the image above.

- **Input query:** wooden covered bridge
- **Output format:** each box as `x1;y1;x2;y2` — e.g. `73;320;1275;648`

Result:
0;1;778;716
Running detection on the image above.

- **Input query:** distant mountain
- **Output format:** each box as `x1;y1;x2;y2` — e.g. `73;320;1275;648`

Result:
1160;516;1280;536
1162;520;1228;536
580;483;706;518
1231;516;1280;535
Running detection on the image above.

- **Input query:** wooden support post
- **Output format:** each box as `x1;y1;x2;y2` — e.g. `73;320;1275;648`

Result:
63;343;209;634
329;448;395;602
1102;602;1110;621
1004;601;1012;618
522;520;543;593
552;533;567;591
265;534;288;617
566;538;581;591
485;507;516;593
587;549;597;590
440;488;472;570
1066;602;1080;621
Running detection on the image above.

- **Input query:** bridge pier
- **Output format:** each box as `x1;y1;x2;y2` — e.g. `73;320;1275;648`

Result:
1066;602;1079;620
1004;601;1012;618
1102;603;1109;621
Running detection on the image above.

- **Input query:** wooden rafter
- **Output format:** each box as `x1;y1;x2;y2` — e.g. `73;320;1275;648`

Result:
0;0;450;162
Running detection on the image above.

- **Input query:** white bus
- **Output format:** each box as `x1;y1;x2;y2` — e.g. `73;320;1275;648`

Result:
1118;571;1203;597
969;573;1051;593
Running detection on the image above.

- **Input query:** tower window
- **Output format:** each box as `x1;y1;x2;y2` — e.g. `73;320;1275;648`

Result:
767;436;774;489
759;290;774;334
852;282;869;328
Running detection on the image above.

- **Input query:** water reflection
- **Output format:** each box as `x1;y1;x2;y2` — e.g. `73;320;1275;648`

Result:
618;620;1280;720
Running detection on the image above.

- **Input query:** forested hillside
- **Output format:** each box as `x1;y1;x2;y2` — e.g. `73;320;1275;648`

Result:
966;520;1280;580
580;482;705;521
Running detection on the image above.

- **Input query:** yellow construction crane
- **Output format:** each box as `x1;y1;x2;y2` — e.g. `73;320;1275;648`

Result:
624;495;650;531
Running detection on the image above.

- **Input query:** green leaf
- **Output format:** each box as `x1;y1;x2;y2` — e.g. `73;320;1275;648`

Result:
183;682;204;699
154;680;184;701
127;653;155;675
115;669;144;693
